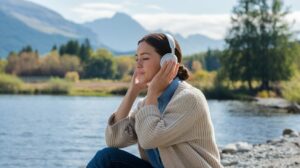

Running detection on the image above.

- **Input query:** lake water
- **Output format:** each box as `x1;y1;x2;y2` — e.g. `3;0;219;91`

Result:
0;95;300;168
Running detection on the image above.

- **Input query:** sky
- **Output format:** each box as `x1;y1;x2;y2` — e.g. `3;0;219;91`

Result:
25;0;300;40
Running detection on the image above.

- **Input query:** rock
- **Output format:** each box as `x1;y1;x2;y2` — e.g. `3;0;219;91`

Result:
287;102;300;113
221;160;238;166
283;129;298;137
266;137;285;145
256;98;300;113
256;98;291;109
291;132;299;137
222;144;237;154
220;129;300;167
236;142;253;152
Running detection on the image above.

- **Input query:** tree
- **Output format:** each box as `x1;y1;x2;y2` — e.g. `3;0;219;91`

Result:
0;59;7;73
223;0;260;90
65;40;80;55
39;51;63;76
52;45;57;51
79;39;92;62
60;54;82;74
5;48;40;76
114;56;135;79
222;0;297;91
256;0;296;90
17;51;39;76
84;49;117;79
58;40;80;56
20;45;33;53
204;49;222;71
5;52;19;75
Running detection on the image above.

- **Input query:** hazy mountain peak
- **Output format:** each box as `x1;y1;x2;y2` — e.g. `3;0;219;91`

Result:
0;0;97;40
112;12;132;20
84;12;148;52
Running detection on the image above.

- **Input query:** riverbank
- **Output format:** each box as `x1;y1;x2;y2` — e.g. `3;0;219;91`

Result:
1;74;300;110
220;129;300;167
255;98;300;113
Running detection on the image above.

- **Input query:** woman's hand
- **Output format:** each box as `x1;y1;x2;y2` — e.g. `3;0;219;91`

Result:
128;69;148;96
146;61;179;105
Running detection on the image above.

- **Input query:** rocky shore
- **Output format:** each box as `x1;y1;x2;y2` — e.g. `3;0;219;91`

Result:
255;98;300;114
220;129;300;167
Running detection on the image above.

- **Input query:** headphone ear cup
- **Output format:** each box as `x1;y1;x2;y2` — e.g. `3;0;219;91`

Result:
160;53;178;67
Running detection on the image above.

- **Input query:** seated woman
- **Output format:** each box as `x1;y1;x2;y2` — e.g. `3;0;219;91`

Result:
87;33;222;168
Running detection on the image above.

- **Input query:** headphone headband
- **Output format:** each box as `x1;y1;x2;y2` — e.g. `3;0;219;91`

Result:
165;33;175;55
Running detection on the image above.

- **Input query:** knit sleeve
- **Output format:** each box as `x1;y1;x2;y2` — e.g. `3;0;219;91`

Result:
135;90;207;149
105;99;144;148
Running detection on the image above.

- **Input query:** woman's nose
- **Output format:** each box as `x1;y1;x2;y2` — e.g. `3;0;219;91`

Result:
136;59;143;67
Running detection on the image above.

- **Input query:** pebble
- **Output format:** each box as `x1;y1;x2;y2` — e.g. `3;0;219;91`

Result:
221;129;300;167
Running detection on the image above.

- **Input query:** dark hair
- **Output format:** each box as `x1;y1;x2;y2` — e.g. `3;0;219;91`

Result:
138;33;189;80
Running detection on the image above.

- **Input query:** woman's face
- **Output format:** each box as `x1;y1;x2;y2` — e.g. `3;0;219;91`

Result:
135;41;161;84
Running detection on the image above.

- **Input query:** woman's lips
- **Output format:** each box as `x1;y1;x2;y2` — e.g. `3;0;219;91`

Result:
137;71;145;75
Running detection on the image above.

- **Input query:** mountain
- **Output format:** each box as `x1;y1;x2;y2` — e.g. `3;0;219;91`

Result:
174;34;224;55
0;0;101;57
84;12;149;53
0;0;224;58
84;12;224;56
0;9;70;58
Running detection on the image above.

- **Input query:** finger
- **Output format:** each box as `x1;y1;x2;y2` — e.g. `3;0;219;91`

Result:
169;63;179;79
158;60;171;78
165;61;176;78
174;63;180;77
160;60;169;73
163;61;174;76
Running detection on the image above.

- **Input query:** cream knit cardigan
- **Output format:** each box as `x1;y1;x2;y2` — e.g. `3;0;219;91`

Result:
106;81;223;168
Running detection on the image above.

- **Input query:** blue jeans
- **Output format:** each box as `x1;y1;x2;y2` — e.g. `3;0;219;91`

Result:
87;147;153;168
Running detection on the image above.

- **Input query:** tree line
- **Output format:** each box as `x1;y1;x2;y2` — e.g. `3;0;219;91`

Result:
1;39;136;80
0;39;222;80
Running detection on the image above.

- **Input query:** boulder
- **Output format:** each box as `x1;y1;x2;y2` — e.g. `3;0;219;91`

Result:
283;128;298;137
222;144;237;154
236;142;253;152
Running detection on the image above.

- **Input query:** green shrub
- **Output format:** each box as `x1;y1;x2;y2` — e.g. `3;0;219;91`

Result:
0;73;23;93
43;78;71;94
282;72;300;103
65;71;80;82
256;90;276;98
0;59;7;73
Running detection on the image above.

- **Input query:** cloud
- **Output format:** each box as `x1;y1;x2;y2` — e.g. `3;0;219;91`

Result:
133;11;300;40
146;4;164;12
80;3;123;11
68;2;300;40
71;2;129;22
133;13;231;40
287;11;300;37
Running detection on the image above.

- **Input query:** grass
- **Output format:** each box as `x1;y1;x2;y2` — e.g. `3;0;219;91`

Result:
281;72;300;103
0;73;23;93
0;70;298;102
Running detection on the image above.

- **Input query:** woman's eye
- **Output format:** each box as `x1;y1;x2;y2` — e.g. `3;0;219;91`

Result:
142;58;149;61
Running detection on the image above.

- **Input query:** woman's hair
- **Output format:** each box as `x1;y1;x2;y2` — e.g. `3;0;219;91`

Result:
138;33;189;81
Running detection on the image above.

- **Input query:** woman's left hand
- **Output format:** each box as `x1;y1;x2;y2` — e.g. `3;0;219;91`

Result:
146;61;179;105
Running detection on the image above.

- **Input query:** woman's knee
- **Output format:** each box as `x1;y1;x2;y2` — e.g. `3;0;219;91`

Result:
94;147;119;160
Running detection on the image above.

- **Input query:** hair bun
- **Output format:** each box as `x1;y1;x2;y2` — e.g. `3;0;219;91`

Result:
177;65;189;81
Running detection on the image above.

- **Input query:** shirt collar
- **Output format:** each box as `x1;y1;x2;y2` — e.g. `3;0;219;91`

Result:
158;77;181;102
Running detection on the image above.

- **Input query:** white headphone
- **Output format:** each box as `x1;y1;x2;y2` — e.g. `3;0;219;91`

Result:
160;33;178;67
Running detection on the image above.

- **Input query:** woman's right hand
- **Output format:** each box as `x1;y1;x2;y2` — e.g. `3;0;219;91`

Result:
128;70;148;96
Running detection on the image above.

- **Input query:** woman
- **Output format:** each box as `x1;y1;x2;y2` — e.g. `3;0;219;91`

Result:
87;33;222;168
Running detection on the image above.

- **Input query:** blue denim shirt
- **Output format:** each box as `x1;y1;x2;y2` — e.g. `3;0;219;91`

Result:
145;77;181;168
